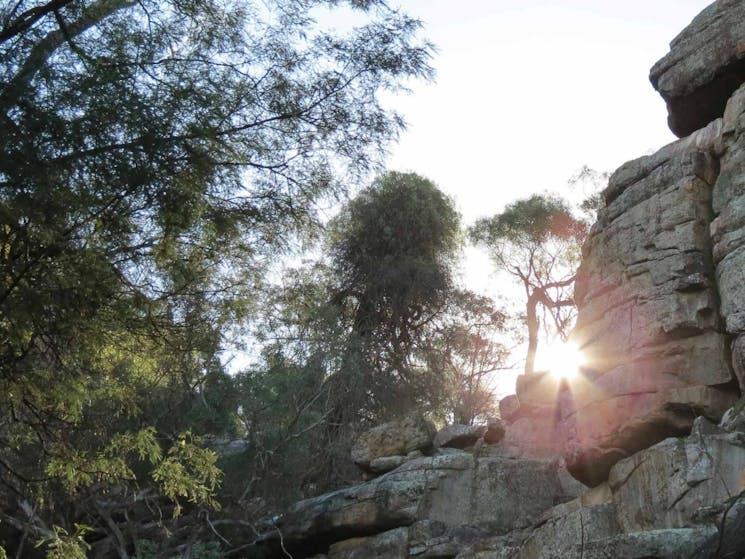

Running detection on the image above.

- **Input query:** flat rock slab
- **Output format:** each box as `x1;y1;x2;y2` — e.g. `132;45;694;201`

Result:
433;424;486;449
269;453;580;556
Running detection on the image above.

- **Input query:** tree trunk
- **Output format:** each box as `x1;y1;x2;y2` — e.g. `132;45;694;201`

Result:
524;291;540;375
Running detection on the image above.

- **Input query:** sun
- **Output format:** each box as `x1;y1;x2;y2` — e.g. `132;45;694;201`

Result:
536;340;586;380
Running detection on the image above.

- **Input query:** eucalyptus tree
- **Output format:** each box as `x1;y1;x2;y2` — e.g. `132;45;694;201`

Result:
0;0;433;553
470;195;589;375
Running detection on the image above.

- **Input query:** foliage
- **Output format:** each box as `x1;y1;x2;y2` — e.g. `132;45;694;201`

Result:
329;171;461;409
470;194;590;374
37;525;91;559
421;290;510;424
0;0;433;553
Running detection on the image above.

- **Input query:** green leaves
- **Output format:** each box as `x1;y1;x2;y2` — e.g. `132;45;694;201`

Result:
470;194;581;247
37;525;91;559
45;428;221;518
151;432;222;517
0;0;434;551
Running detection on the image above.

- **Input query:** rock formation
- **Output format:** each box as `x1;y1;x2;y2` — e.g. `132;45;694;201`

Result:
650;0;745;138
252;1;745;556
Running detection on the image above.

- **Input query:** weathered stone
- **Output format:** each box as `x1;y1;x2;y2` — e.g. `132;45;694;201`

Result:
608;432;745;532
502;415;565;459
734;339;745;398
516;371;563;407
204;436;249;457
368;455;406;474
433;424;486;449
568;115;738;485
271;453;579;555
498;395;520;423
453;530;532;559
327;527;408;559
483;417;506;444
713;84;745;334
517;502;619;559
719;404;745;432
408;520;493;558
650;0;745;137
702;497;745;559
350;414;435;470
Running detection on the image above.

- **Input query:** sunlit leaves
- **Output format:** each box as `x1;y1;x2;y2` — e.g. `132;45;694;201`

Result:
151;432;222;516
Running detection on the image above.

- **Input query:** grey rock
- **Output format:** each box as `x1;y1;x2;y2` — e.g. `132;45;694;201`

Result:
271;453;579;554
609;431;745;532
406;450;424;461
713;84;745;335
350;414;435;470
568;115;738;485
733;335;745;393
204;437;249;457
720;405;745;432
327;527;408;559
650;0;745;137
483;417;506;444
368;455;407;475
498;395;520;423
434;424;486;449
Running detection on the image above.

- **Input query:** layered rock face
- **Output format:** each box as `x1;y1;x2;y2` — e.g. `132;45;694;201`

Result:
258;409;745;558
270;450;583;557
461;415;745;559
565;0;745;484
567;115;739;484
650;0;745;137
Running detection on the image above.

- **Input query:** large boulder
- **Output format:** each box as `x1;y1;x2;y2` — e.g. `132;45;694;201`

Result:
268;452;583;556
350;414;435;470
650;0;745;137
567;116;738;485
433;424;486;449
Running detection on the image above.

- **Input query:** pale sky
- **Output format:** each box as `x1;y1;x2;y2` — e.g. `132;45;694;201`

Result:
385;0;711;224
231;2;716;392
377;1;713;394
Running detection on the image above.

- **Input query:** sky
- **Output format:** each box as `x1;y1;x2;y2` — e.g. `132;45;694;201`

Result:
372;0;714;395
230;1;716;392
380;0;712;296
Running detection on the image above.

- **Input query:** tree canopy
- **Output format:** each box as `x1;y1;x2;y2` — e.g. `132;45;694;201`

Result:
0;0;434;554
329;171;461;401
470;194;589;375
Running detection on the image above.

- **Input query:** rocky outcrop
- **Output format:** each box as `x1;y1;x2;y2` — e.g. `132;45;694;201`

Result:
265;450;583;556
454;411;745;559
259;409;745;558
713;83;745;336
566;107;742;484
650;0;745;137
350;414;436;471
255;4;745;557
433;424;486;449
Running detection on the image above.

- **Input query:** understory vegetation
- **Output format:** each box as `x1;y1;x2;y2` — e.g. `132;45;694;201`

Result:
0;0;599;556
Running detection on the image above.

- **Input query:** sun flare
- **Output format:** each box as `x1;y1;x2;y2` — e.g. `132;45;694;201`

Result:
537;341;586;381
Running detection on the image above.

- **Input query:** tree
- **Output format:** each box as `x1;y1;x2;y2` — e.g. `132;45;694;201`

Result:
329;171;461;412
421;290;510;425
0;0;433;553
470;195;589;375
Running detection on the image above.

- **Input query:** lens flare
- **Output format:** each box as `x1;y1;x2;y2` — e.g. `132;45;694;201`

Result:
537;341;586;380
